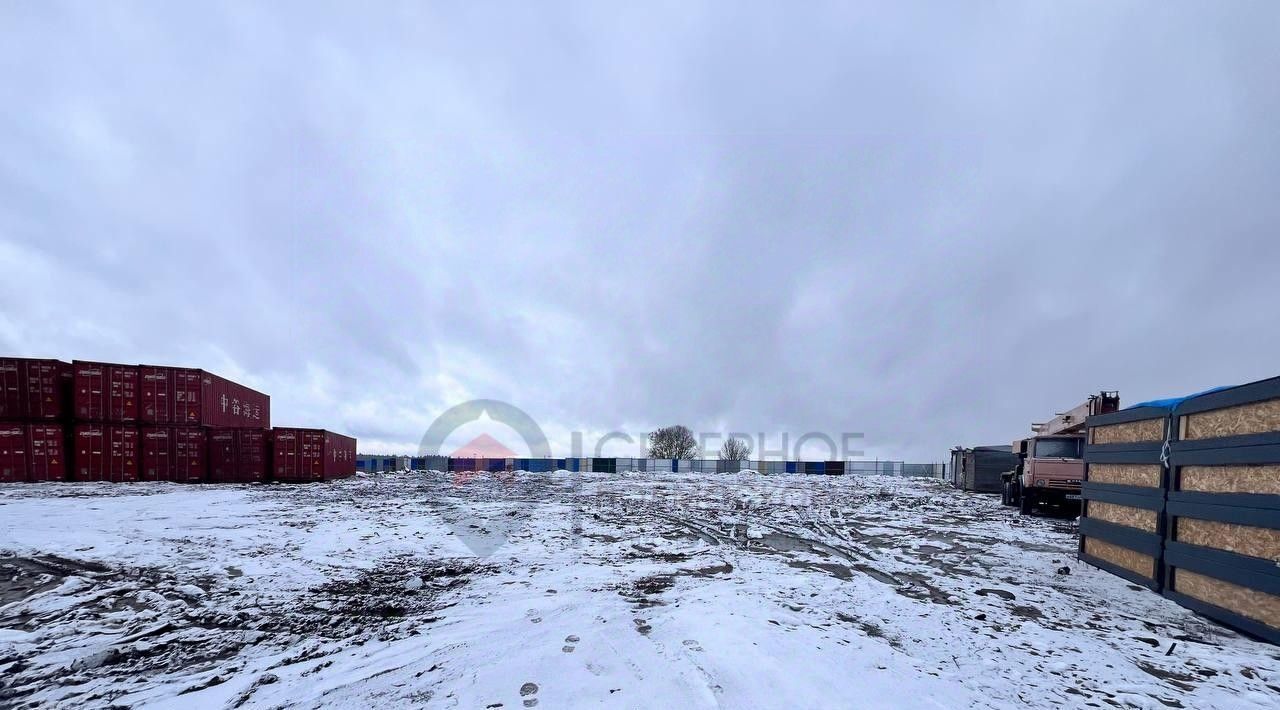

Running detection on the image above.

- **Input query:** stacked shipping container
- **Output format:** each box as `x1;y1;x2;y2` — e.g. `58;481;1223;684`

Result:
272;428;356;482
0;355;355;485
0;359;74;483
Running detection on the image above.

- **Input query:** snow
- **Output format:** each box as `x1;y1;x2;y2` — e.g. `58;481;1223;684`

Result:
0;472;1277;709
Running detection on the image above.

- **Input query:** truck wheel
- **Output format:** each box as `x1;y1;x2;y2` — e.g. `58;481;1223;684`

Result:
1019;490;1035;515
1000;485;1009;506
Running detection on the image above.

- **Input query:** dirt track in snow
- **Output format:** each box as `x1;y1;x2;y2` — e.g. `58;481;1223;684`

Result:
1;473;1278;709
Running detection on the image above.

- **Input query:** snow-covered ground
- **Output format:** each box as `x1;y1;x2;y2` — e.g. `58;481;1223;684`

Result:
1;472;1277;709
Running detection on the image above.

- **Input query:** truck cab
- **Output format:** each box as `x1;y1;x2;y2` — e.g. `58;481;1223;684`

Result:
1002;391;1117;514
1009;436;1084;513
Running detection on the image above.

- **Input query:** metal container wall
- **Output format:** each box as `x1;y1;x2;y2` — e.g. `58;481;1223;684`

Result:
0;358;71;421
0;424;27;482
73;424;138;482
200;371;270;429
238;429;269;482
272;428;355;482
139;366;174;424
324;431;356;479
27;424;66;481
73;361;139;422
207;429;237;482
140;426;173;481
272;428;323;482
172;427;206;483
138;366;204;424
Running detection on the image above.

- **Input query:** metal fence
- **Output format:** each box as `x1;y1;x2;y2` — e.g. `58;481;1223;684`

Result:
377;456;945;477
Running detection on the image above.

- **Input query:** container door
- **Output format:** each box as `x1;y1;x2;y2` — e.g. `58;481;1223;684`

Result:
305;431;324;480
174;428;205;483
23;361;67;420
0;425;27;482
174;369;202;425
140;428;170;481
27;425;64;482
208;431;236;482
139;367;172;424
0;359;21;419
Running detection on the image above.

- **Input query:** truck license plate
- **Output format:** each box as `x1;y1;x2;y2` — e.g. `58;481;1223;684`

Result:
1066;494;1082;501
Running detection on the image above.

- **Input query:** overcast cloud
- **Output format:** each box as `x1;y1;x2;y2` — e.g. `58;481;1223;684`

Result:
2;2;1278;461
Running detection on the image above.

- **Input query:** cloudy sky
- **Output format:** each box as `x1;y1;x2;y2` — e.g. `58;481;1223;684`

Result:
2;2;1278;461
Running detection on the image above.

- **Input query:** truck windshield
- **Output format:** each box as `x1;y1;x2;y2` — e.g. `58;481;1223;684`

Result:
1035;438;1082;458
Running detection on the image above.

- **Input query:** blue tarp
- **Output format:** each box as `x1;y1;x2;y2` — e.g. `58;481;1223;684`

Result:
1127;386;1232;411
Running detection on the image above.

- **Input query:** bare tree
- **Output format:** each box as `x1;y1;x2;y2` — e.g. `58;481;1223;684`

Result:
719;437;750;461
648;425;699;459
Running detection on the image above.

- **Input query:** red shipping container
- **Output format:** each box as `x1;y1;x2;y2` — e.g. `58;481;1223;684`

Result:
27;424;67;482
0;424;28;482
0;358;71;421
208;428;268;483
172;426;206;483
237;428;269;482
207;429;236;482
137;365;268;428
140;426;173;481
273;428;356;482
74;424;138;482
73;361;139;422
201;371;269;429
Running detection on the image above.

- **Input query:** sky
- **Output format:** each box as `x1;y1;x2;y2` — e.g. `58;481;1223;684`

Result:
2;2;1278;462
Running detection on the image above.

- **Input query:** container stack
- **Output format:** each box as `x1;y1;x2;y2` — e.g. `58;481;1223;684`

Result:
1162;378;1280;645
1080;404;1173;591
0;358;72;482
208;428;270;483
272;428;357;482
0;355;356;485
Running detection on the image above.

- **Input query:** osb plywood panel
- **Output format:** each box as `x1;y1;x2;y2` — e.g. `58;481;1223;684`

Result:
1083;537;1154;579
1090;418;1164;444
1089;463;1161;489
1176;517;1280;561
1175;569;1280;630
1181;465;1280;495
1088;501;1158;533
1182;397;1280;440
